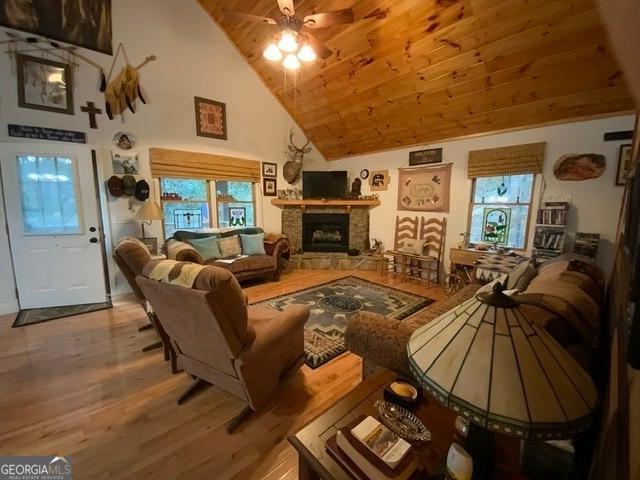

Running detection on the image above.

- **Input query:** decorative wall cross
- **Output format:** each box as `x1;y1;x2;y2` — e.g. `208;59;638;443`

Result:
80;101;102;129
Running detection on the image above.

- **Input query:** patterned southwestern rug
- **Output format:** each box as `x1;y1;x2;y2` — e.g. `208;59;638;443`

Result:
252;276;434;369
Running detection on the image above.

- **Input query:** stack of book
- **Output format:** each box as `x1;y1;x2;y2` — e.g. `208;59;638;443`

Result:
533;229;564;250
574;233;600;259
325;415;420;480
536;202;570;225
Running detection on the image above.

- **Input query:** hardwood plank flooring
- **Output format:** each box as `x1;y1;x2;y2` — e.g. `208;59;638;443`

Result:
0;270;445;479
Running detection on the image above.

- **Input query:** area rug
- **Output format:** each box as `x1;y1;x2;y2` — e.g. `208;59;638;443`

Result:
12;300;113;328
252;276;434;369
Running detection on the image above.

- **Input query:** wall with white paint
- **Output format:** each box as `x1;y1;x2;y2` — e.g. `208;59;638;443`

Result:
0;0;321;308
304;115;634;279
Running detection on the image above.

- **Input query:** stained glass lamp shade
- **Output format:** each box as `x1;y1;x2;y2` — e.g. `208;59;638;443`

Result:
407;284;598;440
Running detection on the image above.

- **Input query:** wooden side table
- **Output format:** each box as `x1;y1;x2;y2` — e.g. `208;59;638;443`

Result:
288;370;521;480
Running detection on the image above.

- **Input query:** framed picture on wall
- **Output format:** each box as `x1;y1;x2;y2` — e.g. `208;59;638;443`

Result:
137;237;158;255
194;96;227;140
17;54;74;115
263;178;277;196
616;144;633;186
262;162;277;178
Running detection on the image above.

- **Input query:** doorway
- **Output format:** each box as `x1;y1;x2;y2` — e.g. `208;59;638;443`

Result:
0;143;108;310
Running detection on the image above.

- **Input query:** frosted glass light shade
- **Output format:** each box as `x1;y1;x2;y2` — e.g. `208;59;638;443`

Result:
297;44;317;62
278;31;298;53
407;287;598;440
283;53;301;70
263;43;283;61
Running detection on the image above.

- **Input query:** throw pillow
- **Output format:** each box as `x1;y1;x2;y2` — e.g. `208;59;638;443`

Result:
217;235;242;258
506;260;537;291
239;233;266;255
187;236;222;261
399;239;425;255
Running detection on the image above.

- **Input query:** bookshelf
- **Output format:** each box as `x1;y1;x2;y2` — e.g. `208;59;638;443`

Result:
533;201;570;261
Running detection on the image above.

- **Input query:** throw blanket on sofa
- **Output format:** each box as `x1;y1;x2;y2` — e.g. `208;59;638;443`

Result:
148;260;205;288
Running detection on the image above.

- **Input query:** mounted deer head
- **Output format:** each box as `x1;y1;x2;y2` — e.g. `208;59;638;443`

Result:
283;129;312;184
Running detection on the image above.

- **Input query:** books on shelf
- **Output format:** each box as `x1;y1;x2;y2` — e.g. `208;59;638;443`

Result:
574;232;600;259
325;415;419;480
533;228;564;251
536;201;570;226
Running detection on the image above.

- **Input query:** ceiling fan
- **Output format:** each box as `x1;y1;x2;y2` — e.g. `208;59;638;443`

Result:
222;0;355;69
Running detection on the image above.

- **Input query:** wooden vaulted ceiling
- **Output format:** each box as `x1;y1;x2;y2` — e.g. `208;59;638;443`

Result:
198;0;634;160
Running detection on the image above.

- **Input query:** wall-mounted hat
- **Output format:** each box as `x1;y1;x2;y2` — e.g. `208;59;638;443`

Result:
122;175;136;196
107;175;123;197
134;179;150;201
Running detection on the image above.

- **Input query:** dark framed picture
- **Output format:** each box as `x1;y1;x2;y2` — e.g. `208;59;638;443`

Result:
194;96;227;140
138;237;158;255
409;148;443;166
616;144;633;186
229;207;247;227
262;162;277;178
17;54;73;115
263;178;277;196
0;1;112;54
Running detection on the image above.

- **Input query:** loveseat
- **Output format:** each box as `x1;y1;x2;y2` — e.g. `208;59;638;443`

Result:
165;227;290;283
346;254;604;379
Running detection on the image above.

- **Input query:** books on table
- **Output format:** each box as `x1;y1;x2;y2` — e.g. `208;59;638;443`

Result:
351;416;411;469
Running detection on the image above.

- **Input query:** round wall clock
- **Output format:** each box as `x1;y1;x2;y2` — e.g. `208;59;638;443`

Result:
113;131;136;150
360;169;369;179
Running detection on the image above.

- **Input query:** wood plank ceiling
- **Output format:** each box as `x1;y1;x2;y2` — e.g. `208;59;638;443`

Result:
198;0;634;160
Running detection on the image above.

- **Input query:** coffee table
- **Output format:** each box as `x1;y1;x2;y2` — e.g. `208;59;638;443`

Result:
288;370;521;480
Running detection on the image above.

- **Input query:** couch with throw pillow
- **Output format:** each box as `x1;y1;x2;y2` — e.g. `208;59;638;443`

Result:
345;254;604;379
164;227;290;283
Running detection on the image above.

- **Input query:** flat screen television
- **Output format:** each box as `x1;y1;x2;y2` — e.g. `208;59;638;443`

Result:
302;171;348;199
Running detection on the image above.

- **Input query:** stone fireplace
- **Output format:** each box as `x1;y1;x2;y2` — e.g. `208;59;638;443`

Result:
281;206;370;254
302;213;350;252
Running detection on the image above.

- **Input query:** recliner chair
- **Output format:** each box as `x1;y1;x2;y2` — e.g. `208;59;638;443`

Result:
136;261;309;433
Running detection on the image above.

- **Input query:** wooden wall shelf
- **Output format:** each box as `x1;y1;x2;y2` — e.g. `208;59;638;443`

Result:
270;198;380;212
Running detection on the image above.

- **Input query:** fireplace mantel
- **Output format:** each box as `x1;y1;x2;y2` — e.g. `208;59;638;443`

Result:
271;198;380;213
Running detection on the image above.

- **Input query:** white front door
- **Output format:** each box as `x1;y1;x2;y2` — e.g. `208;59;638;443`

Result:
0;143;107;309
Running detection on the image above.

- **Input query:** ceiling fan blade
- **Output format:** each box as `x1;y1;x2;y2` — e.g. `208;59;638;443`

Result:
303;9;355;29
221;8;277;25
277;0;295;16
304;33;333;59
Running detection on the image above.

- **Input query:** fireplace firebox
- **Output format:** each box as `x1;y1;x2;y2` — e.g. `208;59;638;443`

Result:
302;213;349;252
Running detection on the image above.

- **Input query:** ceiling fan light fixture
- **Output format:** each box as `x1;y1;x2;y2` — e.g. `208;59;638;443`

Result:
283;53;301;70
297;44;316;62
263;43;283;61
278;30;299;53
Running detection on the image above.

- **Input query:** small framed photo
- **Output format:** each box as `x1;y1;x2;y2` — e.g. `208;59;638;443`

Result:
17;54;74;115
111;152;140;174
194;96;227;140
369;169;390;191
262;162;277;178
229;207;246;227
616;144;633;186
409;147;443;166
263;177;277;196
138;237;158;255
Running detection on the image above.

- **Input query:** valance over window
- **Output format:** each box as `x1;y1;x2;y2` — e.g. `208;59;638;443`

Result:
467;142;546;178
149;148;261;182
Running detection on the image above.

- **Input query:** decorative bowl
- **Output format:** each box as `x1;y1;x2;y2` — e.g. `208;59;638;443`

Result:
374;400;431;442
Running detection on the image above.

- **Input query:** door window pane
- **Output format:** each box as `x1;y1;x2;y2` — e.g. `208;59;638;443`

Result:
17;155;82;234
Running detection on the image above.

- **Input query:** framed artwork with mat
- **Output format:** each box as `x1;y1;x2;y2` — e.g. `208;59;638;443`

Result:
17;54;73;115
194;96;227;140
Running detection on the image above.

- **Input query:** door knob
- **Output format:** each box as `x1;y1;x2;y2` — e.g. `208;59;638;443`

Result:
90;237;98;243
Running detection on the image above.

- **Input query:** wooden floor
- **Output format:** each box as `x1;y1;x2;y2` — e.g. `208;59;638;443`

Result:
0;270;445;480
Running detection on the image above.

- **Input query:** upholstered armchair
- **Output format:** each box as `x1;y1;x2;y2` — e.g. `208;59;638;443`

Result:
136;261;309;433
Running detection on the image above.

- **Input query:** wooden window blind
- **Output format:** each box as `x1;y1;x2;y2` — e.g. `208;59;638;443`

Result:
467;142;546;178
149;148;261;182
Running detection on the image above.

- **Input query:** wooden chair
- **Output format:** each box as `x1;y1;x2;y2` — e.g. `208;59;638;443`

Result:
384;216;446;288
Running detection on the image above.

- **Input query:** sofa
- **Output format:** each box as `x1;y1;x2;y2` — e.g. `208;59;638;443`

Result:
346;254;604;380
165;227;290;283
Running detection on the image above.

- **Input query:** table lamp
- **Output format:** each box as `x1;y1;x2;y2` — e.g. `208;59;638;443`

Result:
407;282;597;479
137;200;163;238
